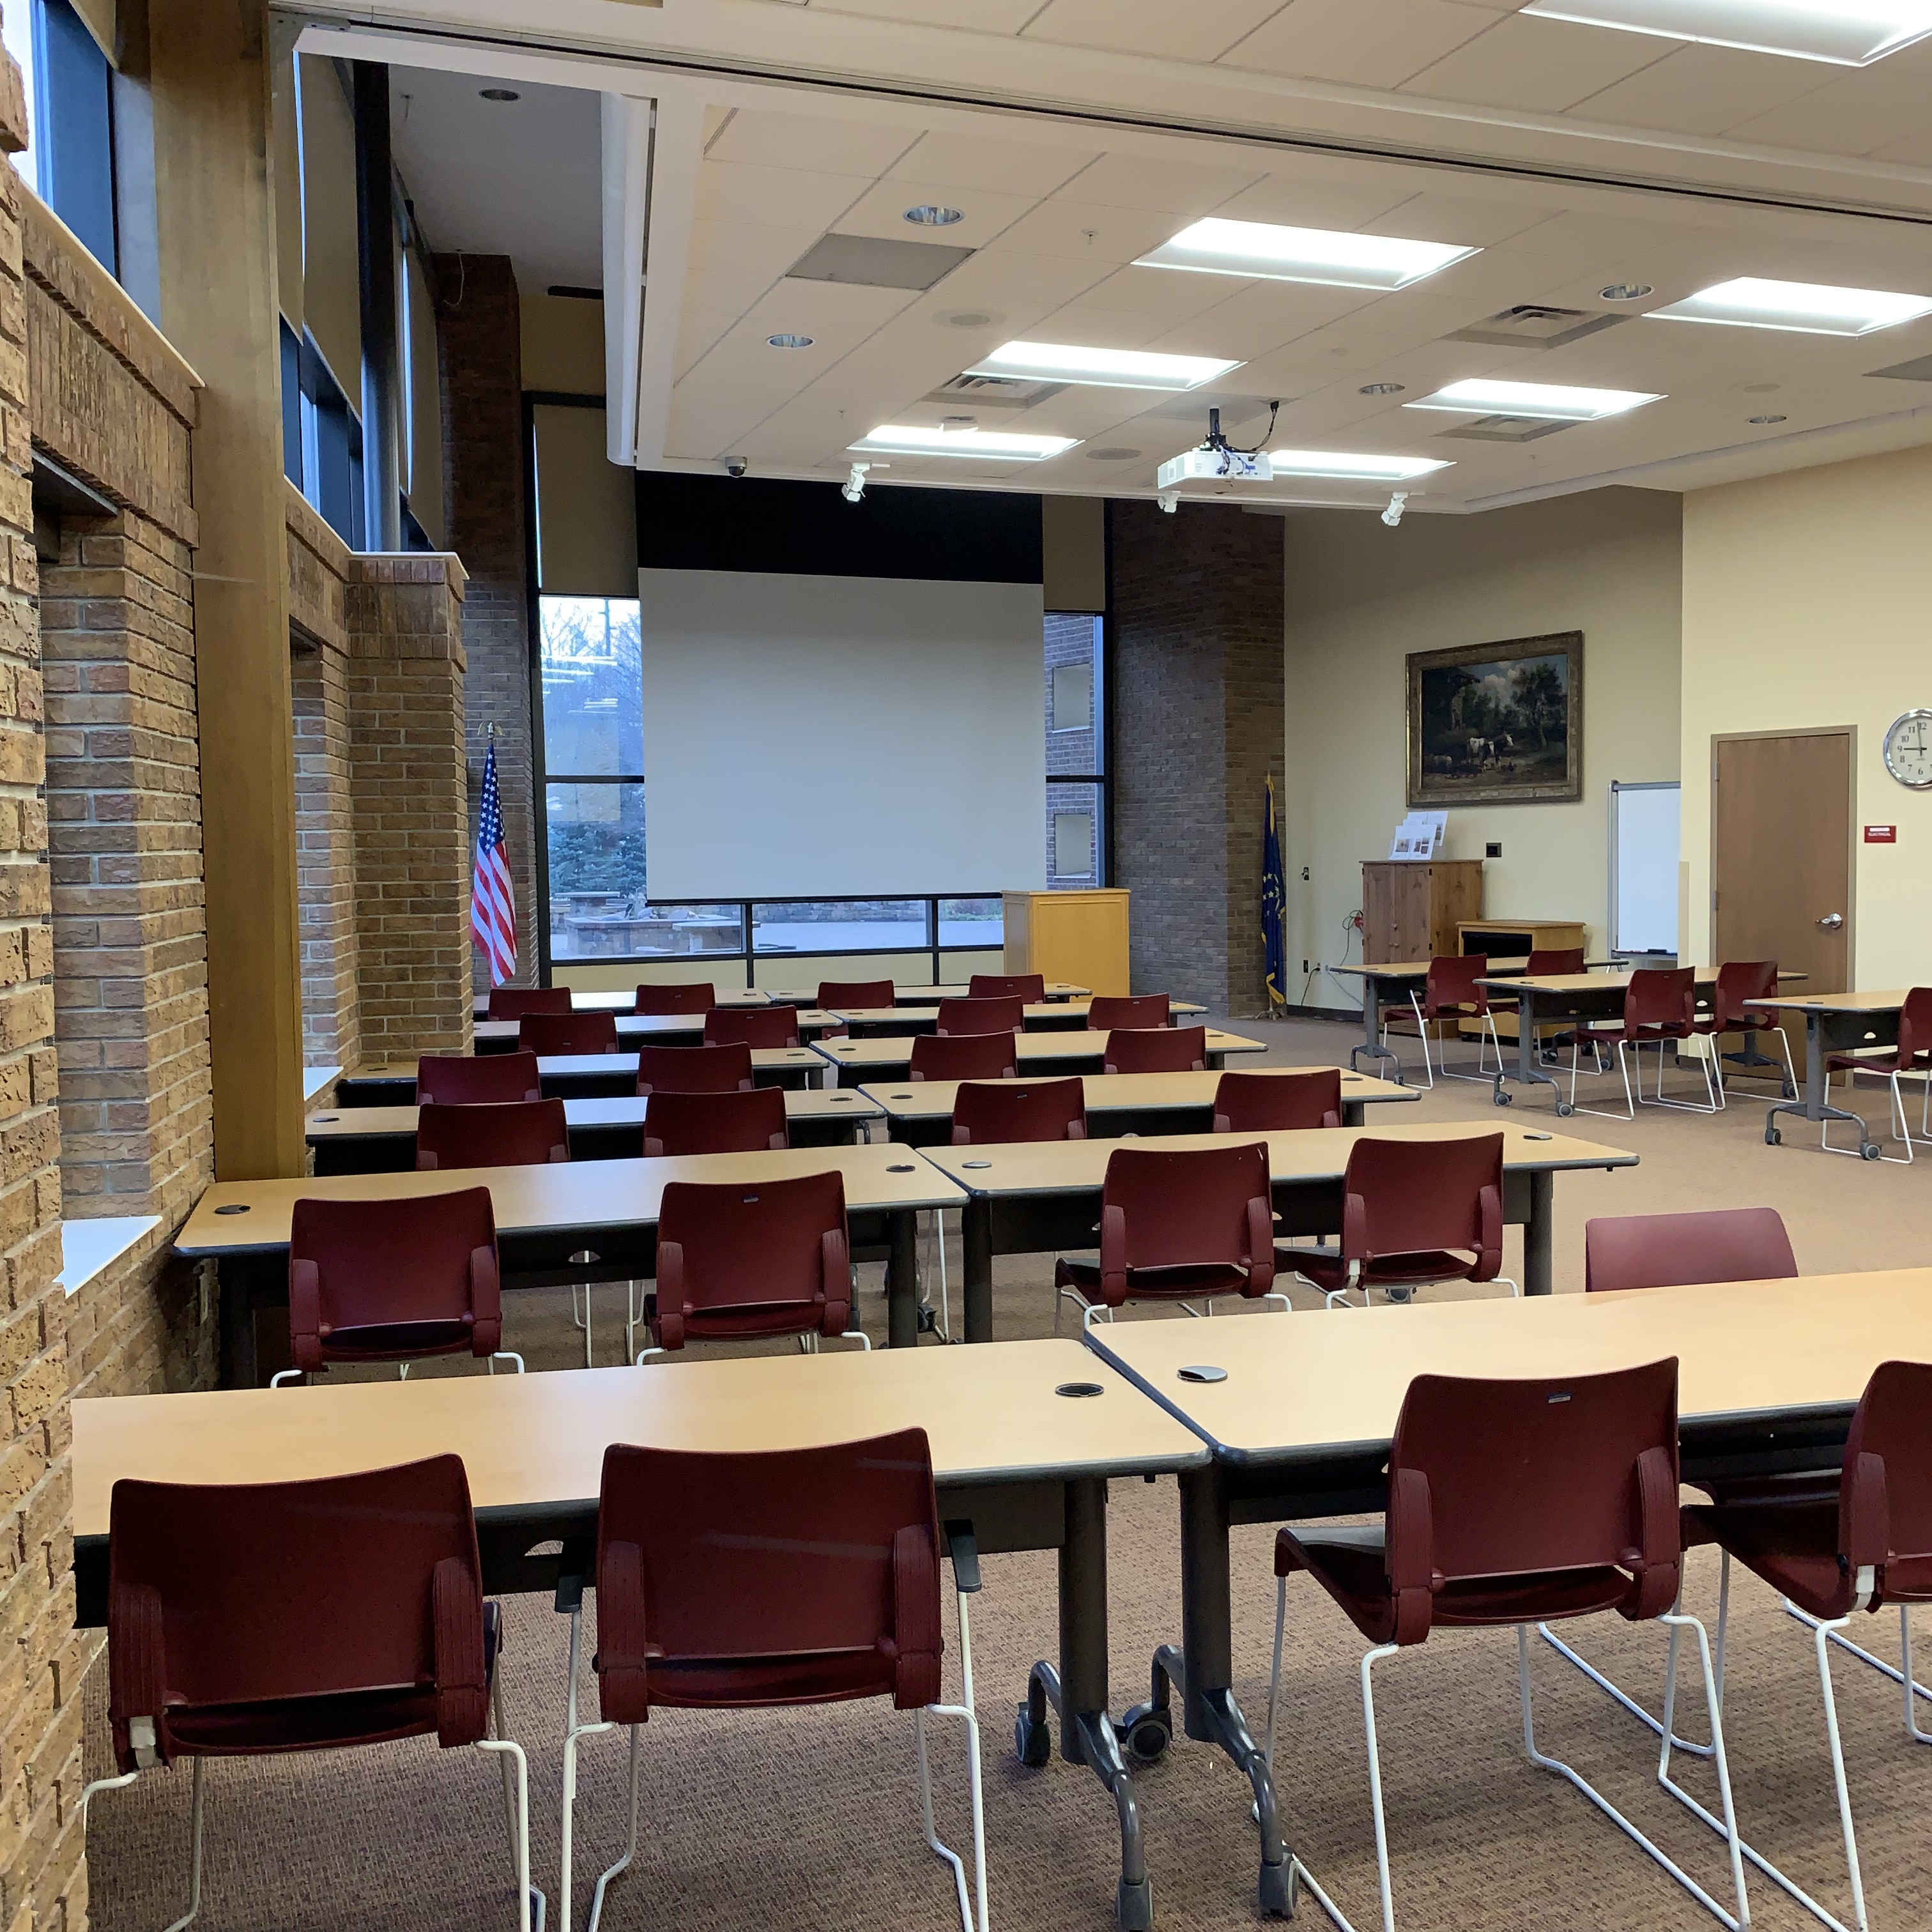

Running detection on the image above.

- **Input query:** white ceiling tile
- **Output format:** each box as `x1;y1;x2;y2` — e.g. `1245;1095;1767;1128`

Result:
1057;153;1267;217
1561;44;1831;137
1364;190;1554;246
1072;262;1263;322
704;109;919;178
1722;69;1932;158
811;0;1047;27
1023;305;1169;351
1206;170;1420;231
981;198;1186;264
831;177;1046;249
1221;0;1499;90
888;131;1099;195
676;219;827;376
1140;279;1384;358
1400;13;1673;112
1023;0;1291;61
696;158;875;231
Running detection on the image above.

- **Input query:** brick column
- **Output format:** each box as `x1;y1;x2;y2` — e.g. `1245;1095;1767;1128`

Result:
346;555;473;1061
434;254;536;989
1110;500;1285;1013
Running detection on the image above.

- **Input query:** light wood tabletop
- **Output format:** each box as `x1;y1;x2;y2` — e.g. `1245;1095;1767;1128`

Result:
176;1142;967;1256
305;1089;884;1143
1744;988;1913;1014
472;1010;836;1047
1333;958;1537;979
471;987;769;1018
827;999;1208;1029
765;982;1090;1005
1478;968;1805;996
857;1066;1417;1123
1084;1268;1932;1466
920;1119;1634;1197
73;1338;1208;1536
816;1029;1267;1075
344;1046;827;1085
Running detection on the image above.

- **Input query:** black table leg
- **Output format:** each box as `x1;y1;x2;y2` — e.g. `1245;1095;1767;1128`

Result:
217;1257;260;1390
1341;1101;1365;1127
1766;1011;1872;1153
1351;977;1400;1077
1494;987;1562;1109
1524;1170;1553;1296
885;1208;920;1349
963;1197;995;1344
1018;1476;1151;1929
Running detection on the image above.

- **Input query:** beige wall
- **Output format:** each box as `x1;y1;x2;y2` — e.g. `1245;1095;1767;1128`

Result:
295;52;360;401
521;289;605;394
1282;487;1682;1006
1682;443;1932;986
533;402;637;597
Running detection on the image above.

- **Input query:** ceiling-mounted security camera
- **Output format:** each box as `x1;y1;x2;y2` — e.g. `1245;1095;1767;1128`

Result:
724;456;749;478
1156;491;1178;515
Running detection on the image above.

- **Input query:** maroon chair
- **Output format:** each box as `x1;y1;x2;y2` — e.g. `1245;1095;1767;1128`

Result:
818;977;897;1009
1103;1025;1207;1075
519;1011;620;1058
1823;985;1932;1163
970;972;1045;1001
1213;1069;1342;1133
642;1086;788;1158
488;986;572;1021
417;1099;570;1171
951;1077;1085;1146
558;1432;985;1932
1087;993;1169;1032
1053;1141;1280;1330
1268;1360;1747;1932
417;1052;540;1106
1277;1133;1514;1308
1527;946;1586;975
635;1041;754;1096
936;995;1023;1038
909;1032;1016;1082
1379;954;1500;1089
277;1186;519;1382
1683;1360;1932;1926
705;1005;802;1050
1569;967;1713;1118
1691;960;1797;1110
632;982;714;1015
82;1457;541;1932
1585;1207;1797;1294
639;1170;865;1358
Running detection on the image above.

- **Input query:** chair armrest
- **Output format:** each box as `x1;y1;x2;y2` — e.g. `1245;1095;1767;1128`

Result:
950;1124;970;1146
1387;1467;1435;1644
289;1257;324;1371
1473;1183;1503;1282
889;1523;943;1709
1624;1443;1681;1620
1245;1194;1276;1294
821;1226;851;1335
108;1578;169;1771
1098;1202;1129;1306
468;1244;502;1357
1341;1188;1368;1262
431;1555;489;1746
596;1539;652;1724
656;1241;686;1350
1843;1450;1890;1597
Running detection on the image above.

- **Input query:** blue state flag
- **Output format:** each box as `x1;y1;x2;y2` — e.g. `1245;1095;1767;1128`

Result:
1262;777;1287;1009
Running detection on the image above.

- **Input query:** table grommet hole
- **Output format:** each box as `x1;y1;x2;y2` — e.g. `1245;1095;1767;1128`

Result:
213;1204;250;1216
1178;1364;1228;1384
1055;1381;1105;1399
887;1163;916;1173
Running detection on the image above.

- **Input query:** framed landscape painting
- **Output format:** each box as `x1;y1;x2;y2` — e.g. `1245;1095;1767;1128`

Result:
1406;632;1583;808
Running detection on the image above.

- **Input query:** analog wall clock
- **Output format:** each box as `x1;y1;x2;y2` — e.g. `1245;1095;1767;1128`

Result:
1883;709;1932;790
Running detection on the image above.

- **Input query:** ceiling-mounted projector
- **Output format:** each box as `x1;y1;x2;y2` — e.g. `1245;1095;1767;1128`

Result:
1154;402;1280;494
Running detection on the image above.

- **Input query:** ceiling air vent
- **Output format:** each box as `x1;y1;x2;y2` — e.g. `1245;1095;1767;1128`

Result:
924;373;1065;409
1446;304;1627;350
1435;415;1575;443
786;233;974;291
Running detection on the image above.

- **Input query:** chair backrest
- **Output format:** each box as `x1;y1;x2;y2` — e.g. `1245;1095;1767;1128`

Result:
935;995;1023;1037
1103;1024;1207;1075
487;986;571;1021
415;1052;540;1105
643;1086;788;1158
1213;1068;1342;1133
1842;1361;1932;1595
817;979;896;1009
655;1170;847;1331
969;973;1044;1001
1341;1133;1504;1277
1526;947;1585;976
1385;1360;1680;1637
1624;967;1697;1036
1087;993;1169;1031
909;1032;1016;1082
104;1455;486;1770
951;1077;1085;1145
1711;960;1779;1030
417;1098;569;1171
1584;1207;1797;1292
593;1430;942;1721
632;982;715;1015
1101;1140;1271;1272
635;1041;754;1095
1899;987;1932;1070
1425;954;1487;1013
519;1010;620;1057
705;1005;801;1049
288;1186;498;1367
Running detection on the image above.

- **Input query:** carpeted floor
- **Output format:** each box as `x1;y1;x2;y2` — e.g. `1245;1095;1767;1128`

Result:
83;1013;1932;1931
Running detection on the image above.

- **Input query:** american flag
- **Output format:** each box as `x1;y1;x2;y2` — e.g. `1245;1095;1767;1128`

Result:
471;744;518;986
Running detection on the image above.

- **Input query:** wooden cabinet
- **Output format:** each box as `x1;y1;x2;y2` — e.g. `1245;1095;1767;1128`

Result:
1003;889;1130;997
1455;917;1587;958
1360;861;1483;963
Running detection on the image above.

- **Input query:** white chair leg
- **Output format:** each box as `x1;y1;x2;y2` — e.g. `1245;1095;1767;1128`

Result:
1264;1576;1288;1781
916;1588;990;1932
80;1757;206;1932
1409;993;1434;1090
269;1369;303;1388
560;1604;632;1932
491;1352;526;1374
1361;1643;1400;1932
482;1673;544;1932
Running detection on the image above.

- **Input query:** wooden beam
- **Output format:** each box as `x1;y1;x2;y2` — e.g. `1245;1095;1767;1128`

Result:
148;0;305;1179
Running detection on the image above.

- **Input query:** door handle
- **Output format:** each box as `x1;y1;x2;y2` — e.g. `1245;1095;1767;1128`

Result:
1818;913;1844;931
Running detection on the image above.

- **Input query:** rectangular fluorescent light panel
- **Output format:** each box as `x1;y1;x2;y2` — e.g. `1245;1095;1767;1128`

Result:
1268;450;1452;480
1646;276;1932;336
1404;378;1661;421
1136;217;1478;291
1521;0;1932;66
965;341;1239;391
848;425;1078;461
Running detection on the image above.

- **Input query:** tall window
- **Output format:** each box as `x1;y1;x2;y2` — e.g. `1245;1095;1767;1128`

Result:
1045;611;1106;887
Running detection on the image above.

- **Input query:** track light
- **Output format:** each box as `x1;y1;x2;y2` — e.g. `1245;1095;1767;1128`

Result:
1156;491;1178;515
843;463;872;504
1382;492;1408;528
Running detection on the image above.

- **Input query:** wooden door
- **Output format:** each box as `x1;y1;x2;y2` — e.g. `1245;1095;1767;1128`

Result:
1712;732;1853;1067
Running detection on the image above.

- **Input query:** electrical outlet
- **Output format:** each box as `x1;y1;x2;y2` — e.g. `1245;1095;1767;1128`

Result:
1485;841;1503;858
1300;865;1310;882
1301;959;1309;974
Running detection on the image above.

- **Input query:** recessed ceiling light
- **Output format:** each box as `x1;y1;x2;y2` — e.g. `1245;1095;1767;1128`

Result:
1646;276;1932;336
905;205;965;227
1521;0;1932;66
1268;450;1453;481
1404;378;1663;420
848;424;1078;461
1135;217;1479;291
766;333;814;349
965;341;1241;392
1600;283;1655;301
479;88;520;101
1359;382;1406;395
1749;414;1789;424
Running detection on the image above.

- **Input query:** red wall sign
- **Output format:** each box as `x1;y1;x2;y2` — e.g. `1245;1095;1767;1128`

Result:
1864;825;1897;844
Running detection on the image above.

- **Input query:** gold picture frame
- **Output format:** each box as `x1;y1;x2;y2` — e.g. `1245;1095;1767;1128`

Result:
1406;631;1583;808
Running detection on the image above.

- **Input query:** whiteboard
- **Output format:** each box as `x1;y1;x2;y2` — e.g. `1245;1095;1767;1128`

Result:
1610;781;1680;954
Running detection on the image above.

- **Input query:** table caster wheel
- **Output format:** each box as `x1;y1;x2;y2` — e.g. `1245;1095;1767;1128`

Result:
1765;1126;1781;1145
1259;1858;1298;1919
1556;1101;1574;1119
1782;1083;1797;1101
1860;1142;1882;1162
1116;1877;1154;1932
1015;1706;1052;1768
1492;1087;1512;1107
1117;1701;1172;1767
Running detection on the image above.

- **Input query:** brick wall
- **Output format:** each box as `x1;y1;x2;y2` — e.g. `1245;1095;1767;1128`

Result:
434;254;534;990
1110;500;1285;1013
